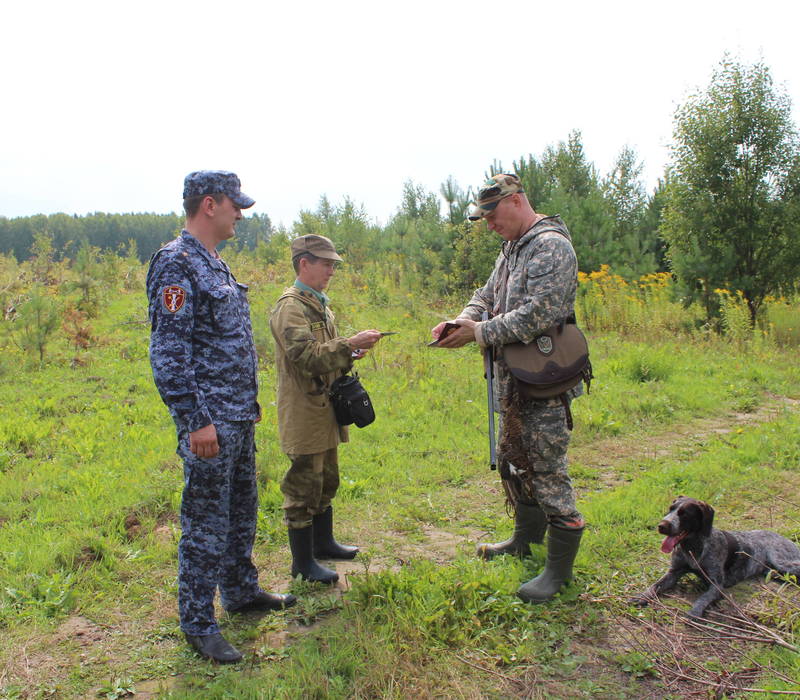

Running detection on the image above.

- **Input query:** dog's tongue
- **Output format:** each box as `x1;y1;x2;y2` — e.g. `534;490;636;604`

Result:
661;535;680;553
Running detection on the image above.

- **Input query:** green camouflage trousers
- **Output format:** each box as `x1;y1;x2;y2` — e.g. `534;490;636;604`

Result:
498;396;583;529
281;447;340;529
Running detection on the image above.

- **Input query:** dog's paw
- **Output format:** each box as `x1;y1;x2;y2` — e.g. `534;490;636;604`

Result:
685;606;707;620
628;594;652;607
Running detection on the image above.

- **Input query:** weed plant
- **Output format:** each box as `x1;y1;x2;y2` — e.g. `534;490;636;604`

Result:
765;296;800;347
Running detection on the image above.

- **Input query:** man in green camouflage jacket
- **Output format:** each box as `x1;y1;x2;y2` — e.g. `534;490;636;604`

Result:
433;173;585;603
270;234;382;584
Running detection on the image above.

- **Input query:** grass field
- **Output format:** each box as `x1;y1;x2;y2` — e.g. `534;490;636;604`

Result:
1;255;800;698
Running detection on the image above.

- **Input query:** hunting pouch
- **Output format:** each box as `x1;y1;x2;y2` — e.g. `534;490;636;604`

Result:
503;320;593;402
329;372;375;428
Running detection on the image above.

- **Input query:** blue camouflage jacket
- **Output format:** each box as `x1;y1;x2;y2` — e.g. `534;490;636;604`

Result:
146;231;259;432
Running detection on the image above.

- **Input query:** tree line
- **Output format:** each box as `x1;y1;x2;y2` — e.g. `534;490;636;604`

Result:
0;130;667;287
1;56;798;322
0;212;276;264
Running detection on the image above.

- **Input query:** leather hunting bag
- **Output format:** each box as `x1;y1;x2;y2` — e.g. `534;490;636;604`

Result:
503;321;592;400
329;372;375;428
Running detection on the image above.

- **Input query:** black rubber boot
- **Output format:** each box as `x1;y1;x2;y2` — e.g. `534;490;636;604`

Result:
185;632;243;663
517;524;583;603
476;501;548;560
288;526;339;584
313;506;359;560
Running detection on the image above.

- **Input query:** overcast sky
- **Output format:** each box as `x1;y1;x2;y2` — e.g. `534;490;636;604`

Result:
2;0;799;228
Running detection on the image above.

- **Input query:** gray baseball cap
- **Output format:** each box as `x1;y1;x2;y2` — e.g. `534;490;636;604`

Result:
183;170;255;209
291;234;343;262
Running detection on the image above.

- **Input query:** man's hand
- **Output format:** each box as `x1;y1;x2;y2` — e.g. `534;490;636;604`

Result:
190;423;219;458
436;319;477;348
348;330;382;350
431;321;450;340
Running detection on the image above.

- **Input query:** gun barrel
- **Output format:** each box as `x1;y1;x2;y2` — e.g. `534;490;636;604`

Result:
481;311;497;470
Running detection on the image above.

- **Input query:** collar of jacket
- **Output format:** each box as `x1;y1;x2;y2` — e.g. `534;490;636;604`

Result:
179;230;230;272
516;215;570;248
293;279;329;307
279;285;328;313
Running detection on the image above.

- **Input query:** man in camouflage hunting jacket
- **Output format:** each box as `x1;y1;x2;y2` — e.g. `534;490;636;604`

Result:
270;234;382;584
147;171;296;664
433;173;585;604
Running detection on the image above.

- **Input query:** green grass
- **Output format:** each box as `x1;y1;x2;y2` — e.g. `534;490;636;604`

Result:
1;260;800;697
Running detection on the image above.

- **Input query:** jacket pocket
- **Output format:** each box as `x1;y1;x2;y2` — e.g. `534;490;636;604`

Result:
525;251;555;282
208;284;242;337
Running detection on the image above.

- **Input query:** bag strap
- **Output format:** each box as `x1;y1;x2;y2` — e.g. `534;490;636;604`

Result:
559;394;574;431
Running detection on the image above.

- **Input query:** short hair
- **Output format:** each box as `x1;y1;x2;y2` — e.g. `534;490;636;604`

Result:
183;192;225;218
292;252;320;274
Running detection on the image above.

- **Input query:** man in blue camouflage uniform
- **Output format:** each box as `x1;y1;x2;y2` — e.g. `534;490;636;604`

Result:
433;173;586;604
147;171;296;664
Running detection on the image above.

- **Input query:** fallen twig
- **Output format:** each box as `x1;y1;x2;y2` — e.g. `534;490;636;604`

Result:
454;653;521;685
618;594;800;694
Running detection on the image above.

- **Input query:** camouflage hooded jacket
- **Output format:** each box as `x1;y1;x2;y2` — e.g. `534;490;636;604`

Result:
457;215;579;401
269;286;354;455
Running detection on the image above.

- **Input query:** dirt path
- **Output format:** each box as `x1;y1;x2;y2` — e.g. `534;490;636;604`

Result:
573;395;800;489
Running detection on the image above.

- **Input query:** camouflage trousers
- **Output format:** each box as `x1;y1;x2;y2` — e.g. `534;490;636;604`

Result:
176;420;261;635
281;447;340;529
497;395;584;529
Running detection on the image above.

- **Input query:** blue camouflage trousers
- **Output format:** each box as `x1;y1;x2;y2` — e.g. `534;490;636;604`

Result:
177;420;260;635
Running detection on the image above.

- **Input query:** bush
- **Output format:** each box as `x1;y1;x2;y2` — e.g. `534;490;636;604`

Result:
621;347;675;383
765;297;800;347
10;286;61;366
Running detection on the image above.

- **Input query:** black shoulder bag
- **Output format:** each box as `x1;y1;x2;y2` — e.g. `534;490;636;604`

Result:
329;372;375;428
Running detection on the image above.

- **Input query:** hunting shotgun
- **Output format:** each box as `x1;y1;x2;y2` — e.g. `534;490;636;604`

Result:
482;311;497;470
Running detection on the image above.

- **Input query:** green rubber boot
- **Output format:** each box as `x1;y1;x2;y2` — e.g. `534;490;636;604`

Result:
476;502;548;560
517;524;583;603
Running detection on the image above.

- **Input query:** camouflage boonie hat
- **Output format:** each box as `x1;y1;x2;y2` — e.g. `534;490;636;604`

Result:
183;170;255;209
291;234;343;262
467;173;524;221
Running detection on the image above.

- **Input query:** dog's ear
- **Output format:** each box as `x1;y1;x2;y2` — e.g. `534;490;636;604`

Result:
698;500;715;536
669;496;684;511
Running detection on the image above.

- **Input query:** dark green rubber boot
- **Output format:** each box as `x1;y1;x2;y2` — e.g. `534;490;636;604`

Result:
517;524;583;603
476;501;548;560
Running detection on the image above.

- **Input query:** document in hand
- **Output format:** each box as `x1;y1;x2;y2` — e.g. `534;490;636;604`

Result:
427;322;459;346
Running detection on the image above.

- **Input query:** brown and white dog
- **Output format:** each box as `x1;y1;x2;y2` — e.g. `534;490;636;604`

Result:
632;496;800;618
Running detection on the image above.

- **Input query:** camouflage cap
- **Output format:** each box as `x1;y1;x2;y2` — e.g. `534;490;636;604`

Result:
466;173;524;221
291;234;343;262
183;170;255;209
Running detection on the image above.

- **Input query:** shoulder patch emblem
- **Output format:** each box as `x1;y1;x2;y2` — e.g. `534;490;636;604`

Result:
162;285;187;313
310;321;325;332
